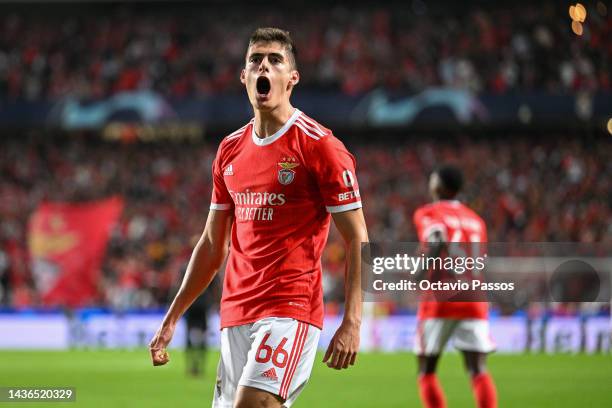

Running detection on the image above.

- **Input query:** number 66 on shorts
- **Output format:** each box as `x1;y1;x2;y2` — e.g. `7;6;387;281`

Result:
213;317;321;408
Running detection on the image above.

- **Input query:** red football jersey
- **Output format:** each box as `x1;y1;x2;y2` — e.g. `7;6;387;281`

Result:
413;200;488;320
211;109;361;329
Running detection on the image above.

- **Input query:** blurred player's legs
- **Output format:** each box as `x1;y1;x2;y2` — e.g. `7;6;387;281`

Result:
213;317;320;408
414;319;497;408
186;324;207;377
462;351;498;408
185;294;209;377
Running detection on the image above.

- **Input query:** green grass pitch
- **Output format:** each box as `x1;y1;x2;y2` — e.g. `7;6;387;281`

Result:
1;350;610;407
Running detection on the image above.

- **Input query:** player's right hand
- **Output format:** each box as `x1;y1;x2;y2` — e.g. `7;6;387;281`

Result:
148;323;175;366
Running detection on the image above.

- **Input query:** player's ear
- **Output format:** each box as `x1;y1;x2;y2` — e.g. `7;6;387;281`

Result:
288;70;300;88
240;69;246;85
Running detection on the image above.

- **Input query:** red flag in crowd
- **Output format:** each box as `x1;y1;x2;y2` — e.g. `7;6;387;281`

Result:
27;197;123;307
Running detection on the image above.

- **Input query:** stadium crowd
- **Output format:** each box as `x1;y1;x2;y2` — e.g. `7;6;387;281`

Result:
0;133;610;310
0;1;610;99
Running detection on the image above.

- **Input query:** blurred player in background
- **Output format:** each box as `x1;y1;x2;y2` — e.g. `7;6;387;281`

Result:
413;165;498;408
149;27;368;408
184;292;210;377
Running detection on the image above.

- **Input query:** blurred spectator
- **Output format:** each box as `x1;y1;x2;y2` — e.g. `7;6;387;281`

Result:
0;244;9;306
0;2;610;100
0;131;610;309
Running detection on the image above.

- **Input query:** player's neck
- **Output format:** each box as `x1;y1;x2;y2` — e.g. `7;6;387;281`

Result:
434;198;460;203
253;104;296;139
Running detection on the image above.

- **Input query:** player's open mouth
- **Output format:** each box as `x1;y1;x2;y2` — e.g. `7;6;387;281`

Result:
256;76;271;97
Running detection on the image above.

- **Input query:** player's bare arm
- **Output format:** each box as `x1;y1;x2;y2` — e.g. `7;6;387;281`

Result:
149;209;233;366
323;208;368;370
413;230;446;282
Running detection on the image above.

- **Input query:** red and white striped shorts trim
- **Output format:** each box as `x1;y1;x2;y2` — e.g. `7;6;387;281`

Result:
279;321;309;399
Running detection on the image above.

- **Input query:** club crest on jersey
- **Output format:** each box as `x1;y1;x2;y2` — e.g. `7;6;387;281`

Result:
277;160;299;185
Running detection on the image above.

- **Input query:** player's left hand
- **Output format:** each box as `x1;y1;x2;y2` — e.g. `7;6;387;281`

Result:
323;320;360;370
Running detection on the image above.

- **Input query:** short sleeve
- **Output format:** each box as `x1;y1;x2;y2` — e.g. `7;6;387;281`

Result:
307;135;362;213
210;144;233;211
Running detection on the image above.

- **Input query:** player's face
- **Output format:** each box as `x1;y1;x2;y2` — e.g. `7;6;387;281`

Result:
241;41;299;112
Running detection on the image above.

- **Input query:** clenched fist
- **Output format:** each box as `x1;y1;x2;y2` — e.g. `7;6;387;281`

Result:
149;323;176;366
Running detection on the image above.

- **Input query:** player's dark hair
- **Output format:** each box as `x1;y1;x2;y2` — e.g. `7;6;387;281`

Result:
433;164;463;199
248;27;298;69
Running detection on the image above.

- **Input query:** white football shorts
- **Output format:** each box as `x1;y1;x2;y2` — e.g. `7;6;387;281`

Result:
413;318;496;356
212;317;321;408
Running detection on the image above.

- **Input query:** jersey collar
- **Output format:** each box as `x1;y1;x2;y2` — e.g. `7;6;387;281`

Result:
439;199;461;206
251;109;301;146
